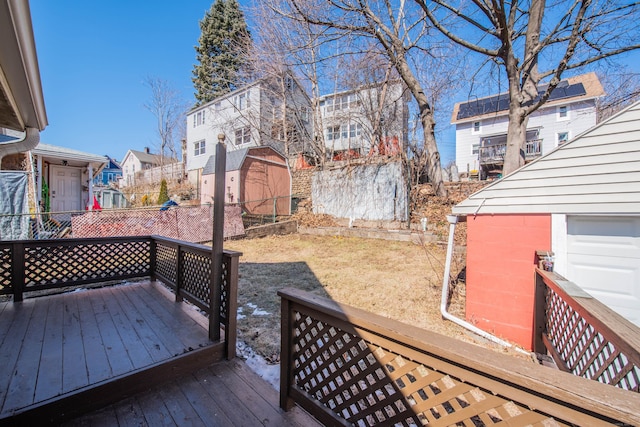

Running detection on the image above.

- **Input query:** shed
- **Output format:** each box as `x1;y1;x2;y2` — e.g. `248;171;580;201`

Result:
201;146;291;216
452;101;640;350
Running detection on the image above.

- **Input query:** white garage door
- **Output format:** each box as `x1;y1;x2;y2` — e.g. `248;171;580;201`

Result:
567;216;640;327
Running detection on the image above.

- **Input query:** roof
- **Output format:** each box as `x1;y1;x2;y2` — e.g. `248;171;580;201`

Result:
452;101;640;216
203;148;250;174
32;143;108;163
124;149;174;166
0;0;47;132
202;146;286;175
451;73;604;124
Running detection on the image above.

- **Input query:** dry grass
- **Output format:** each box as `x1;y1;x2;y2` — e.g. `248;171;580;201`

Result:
225;233;527;364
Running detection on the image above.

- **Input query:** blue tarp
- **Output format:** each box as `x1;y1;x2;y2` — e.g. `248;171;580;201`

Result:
0;171;30;240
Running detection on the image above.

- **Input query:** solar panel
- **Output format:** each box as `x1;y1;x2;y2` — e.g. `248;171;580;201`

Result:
456;81;587;120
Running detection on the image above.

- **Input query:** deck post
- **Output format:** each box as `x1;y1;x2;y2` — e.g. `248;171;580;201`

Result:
224;252;240;359
149;237;157;281
210;136;226;342
533;269;547;354
11;241;25;302
175;244;183;302
279;292;294;411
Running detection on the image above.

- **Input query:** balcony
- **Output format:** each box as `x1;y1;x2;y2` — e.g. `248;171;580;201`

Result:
479;138;543;166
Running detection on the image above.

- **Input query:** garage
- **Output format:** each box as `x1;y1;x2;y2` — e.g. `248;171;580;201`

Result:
567;216;640;326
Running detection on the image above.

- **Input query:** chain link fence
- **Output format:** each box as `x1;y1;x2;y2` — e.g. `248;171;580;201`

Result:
0;193;308;242
0;204;246;243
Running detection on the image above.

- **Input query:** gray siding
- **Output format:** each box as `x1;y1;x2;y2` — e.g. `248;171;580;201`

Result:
453;101;640;215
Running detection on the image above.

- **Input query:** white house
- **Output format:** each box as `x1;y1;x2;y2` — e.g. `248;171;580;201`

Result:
317;81;408;159
452;72;604;179
185;72;311;189
119;148;165;187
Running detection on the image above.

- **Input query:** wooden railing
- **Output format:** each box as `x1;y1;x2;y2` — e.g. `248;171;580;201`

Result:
280;288;640;426
0;235;241;358
534;268;640;392
479;138;542;165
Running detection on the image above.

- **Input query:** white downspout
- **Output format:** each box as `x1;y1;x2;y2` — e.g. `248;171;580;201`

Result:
441;214;530;355
87;163;94;210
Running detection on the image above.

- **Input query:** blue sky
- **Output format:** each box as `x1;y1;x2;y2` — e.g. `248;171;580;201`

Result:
30;0;218;163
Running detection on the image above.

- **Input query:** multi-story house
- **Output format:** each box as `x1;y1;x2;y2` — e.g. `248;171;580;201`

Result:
452;72;604;179
316;81;409;160
185;72;311;188
92;155;122;187
119;148;163;187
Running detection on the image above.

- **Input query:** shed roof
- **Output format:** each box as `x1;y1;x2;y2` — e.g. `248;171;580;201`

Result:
451;72;604;124
202;148;249;175
452;101;640;216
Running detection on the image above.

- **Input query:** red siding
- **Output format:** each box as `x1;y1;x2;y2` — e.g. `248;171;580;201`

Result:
466;214;551;350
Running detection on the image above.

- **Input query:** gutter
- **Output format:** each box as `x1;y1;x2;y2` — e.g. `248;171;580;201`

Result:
0;126;39;164
441;214;530;355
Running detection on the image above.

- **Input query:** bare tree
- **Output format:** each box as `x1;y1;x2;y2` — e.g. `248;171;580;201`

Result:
419;0;640;175
596;68;640;121
143;77;188;165
265;0;452;196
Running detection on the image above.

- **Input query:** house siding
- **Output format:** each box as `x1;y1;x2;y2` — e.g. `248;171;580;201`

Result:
466;214;551;350
455;99;598;174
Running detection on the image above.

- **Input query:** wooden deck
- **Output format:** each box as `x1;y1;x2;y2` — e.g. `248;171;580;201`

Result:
0;281;210;423
62;358;319;427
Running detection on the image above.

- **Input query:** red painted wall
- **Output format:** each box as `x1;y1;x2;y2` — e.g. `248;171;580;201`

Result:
466;214;551;350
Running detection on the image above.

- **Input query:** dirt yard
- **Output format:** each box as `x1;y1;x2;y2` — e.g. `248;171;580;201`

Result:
225;233;528;364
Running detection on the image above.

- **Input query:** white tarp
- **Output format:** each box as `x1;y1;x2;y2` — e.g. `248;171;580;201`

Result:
312;162;408;221
0;171;30;240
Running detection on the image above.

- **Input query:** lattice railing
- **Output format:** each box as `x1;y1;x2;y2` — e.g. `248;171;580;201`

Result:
535;268;640;392
280;288;640;427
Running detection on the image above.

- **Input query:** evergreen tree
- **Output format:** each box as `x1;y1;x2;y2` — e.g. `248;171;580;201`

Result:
192;0;252;105
157;179;169;205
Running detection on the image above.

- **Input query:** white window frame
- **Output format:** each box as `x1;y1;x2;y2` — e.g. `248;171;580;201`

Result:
194;140;206;156
471;143;480;155
557;131;569;146
236;91;250;111
472;121;481;134
235;126;251;145
557;105;569;121
326;125;340;141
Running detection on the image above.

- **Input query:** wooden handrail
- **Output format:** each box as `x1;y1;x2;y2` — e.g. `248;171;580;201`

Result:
534;268;640;392
280;287;640;426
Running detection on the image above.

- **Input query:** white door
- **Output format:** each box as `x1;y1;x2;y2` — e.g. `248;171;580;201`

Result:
50;165;82;212
567;216;640;326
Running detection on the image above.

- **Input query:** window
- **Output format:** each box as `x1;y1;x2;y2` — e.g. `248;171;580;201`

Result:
472;121;481;133
214;102;221;112
235;91;250;110
558;105;568;120
235;127;251;145
194;140;206;156
300;106;309;123
194;111;205;127
325;98;334;113
472;143;480;155
326;126;340;141
557;132;569;145
349;123;362;138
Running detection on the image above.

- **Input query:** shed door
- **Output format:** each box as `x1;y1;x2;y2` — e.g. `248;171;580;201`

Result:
566;216;640;326
50;165;82;212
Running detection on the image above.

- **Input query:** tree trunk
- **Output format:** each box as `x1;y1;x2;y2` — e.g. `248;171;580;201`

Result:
420;111;446;196
503;107;528;176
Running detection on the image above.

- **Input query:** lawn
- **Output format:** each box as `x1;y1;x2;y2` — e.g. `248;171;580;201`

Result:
225;233;522;364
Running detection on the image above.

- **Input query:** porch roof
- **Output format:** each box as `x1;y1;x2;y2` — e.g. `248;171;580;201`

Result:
32;143;108;173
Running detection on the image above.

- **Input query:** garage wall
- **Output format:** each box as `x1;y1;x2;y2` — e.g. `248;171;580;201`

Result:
566;215;640;326
466;214;551;350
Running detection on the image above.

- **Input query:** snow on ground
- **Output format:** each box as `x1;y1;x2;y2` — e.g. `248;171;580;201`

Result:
236;340;280;390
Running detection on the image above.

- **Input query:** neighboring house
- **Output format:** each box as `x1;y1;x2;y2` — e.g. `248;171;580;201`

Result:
93;155;122;187
200;146;291;216
186;72;311;189
452;72;604;179
450;100;640;350
31;143;107;212
120;147;169;187
317;81;409;160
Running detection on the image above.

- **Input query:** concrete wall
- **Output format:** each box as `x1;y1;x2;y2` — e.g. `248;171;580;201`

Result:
312;162;407;221
465;213;551;350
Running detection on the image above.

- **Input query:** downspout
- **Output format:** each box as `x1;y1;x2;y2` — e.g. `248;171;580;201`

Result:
441;214;530;355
